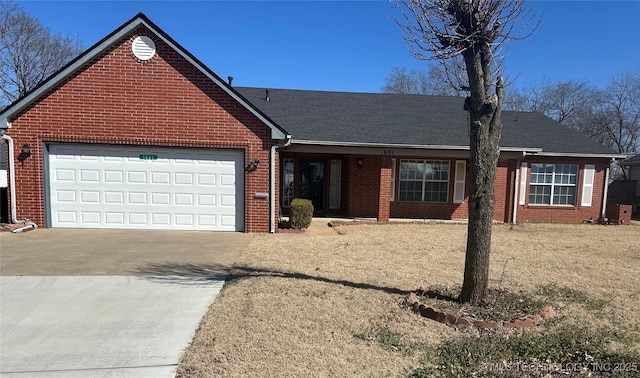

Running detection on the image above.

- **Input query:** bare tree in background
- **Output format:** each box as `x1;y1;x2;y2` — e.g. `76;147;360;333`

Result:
590;73;640;177
504;73;640;169
504;78;595;126
382;65;464;96
393;0;538;304
0;0;83;107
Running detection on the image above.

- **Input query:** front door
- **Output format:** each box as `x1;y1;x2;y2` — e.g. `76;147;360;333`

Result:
301;161;325;214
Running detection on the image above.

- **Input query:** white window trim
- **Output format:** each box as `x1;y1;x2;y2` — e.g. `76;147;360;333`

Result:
453;160;466;204
398;159;450;203
581;164;595;207
390;158;396;201
528;163;579;206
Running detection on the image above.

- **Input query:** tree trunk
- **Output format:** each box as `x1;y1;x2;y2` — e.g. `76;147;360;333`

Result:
459;77;504;304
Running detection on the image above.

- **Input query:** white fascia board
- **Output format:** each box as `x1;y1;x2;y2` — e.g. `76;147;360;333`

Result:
0;17;287;140
533;152;627;159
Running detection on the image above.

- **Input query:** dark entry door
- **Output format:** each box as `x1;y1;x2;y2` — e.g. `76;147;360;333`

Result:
301;161;325;214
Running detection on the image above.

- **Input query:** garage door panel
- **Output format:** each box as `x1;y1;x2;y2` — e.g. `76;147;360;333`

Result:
55;169;75;181
175;193;194;205
80;191;100;203
198;194;215;206
105;212;124;225
104;171;124;183
128;171;147;184
81;212;100;224
105;192;124;204
48;144;244;231
151;172;170;184
56;190;76;202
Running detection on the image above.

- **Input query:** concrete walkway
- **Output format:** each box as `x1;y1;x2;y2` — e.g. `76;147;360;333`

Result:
1;276;224;377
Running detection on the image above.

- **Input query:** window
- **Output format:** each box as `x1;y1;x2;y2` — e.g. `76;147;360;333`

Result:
282;159;294;208
528;163;578;206
399;160;449;202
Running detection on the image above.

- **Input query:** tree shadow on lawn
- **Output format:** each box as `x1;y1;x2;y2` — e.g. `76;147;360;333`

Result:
133;262;411;295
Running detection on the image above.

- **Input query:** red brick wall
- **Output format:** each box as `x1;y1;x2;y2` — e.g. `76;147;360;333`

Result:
515;157;610;224
347;155;381;218
377;156;392;222
273;153;608;225
496;160;516;223
390;158;470;220
5;26;276;232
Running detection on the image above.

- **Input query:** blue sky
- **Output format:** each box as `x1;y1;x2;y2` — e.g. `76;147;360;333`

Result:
16;1;640;93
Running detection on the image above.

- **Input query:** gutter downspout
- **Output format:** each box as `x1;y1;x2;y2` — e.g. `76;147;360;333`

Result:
601;159;612;219
270;136;292;234
511;152;526;224
1;132;38;232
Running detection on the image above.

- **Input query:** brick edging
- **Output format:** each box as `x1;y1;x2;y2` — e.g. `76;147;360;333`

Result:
407;292;554;330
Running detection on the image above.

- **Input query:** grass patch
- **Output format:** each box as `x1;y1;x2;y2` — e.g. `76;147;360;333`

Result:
537;283;609;311
356;327;431;356
176;223;640;377
411;322;640;377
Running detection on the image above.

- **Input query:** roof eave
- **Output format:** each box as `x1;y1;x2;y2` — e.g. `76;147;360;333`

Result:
0;14;288;140
533;152;627;159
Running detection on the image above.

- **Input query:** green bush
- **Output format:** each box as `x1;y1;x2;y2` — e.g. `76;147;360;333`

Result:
290;198;313;229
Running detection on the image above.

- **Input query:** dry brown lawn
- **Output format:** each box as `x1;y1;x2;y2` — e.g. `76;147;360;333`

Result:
177;222;640;377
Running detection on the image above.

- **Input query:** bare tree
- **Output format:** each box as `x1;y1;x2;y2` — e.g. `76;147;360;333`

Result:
505;73;640;174
0;0;83;107
393;0;538;304
382;67;431;94
504;78;596;127
591;73;640;177
382;65;464;96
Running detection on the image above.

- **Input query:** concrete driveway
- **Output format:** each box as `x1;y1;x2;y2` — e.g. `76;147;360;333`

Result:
0;229;249;377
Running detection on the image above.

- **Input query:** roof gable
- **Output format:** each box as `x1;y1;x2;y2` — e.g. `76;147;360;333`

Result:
0;13;288;140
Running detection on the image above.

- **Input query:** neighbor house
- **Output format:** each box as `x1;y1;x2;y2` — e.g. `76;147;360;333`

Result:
621;154;640;215
0;14;625;233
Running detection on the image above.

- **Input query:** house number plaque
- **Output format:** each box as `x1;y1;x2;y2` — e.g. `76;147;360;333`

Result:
139;154;158;160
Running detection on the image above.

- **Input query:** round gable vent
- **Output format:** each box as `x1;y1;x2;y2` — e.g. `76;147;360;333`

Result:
132;36;156;61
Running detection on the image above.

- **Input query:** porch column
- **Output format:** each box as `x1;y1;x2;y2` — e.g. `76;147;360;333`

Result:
378;156;392;222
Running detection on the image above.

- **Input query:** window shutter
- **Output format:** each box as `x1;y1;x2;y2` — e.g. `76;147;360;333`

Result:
519;163;528;205
390;158;396;201
329;160;341;209
581;164;595;207
453;160;466;203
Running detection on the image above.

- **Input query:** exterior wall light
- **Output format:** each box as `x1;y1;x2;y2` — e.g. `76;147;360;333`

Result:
246;159;260;172
21;143;31;157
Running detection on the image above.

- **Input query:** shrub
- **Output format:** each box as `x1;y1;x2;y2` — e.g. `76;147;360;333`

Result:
289;198;313;229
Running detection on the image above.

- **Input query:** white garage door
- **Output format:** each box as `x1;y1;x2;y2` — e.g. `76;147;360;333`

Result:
47;144;244;231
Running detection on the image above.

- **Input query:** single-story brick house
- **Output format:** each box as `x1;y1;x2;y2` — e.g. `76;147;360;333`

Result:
0;14;625;232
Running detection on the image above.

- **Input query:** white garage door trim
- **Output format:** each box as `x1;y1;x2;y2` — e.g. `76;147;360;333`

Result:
45;144;244;231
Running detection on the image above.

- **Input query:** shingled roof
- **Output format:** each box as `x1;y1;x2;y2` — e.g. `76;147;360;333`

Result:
236;87;619;156
624;154;640;165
